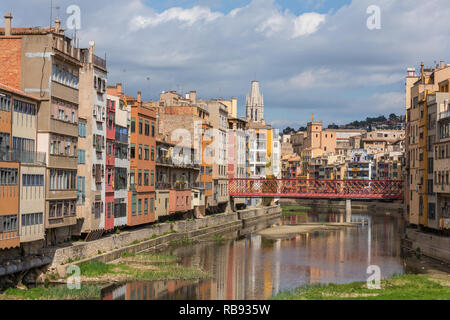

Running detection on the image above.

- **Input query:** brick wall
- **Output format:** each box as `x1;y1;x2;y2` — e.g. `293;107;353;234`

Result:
0;37;21;89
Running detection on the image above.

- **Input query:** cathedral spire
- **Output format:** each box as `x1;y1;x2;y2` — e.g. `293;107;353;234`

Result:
246;80;264;123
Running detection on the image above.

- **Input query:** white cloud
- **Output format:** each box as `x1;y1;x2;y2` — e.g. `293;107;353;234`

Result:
274;68;403;90
3;0;450;126
129;6;223;31
292;12;326;38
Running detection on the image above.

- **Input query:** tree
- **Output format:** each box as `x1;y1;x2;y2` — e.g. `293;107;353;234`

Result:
282;127;295;135
389;113;397;121
298;126;307;132
328;123;339;129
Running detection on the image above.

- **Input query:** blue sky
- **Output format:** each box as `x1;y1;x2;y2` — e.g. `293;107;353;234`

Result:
1;0;449;129
147;0;352;15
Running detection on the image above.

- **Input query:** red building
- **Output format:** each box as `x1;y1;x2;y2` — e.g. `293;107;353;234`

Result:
105;98;116;231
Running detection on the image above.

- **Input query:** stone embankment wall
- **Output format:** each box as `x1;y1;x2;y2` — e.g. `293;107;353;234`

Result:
402;228;450;264
50;205;281;276
279;199;403;211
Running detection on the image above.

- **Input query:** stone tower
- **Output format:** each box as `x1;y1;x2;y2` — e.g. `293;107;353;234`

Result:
246;81;264;123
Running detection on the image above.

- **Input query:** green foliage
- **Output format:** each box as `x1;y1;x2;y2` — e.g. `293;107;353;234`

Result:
271;274;450;300
1;285;102;300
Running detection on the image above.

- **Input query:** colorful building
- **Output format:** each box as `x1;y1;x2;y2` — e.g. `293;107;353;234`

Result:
128;93;157;226
76;42;107;240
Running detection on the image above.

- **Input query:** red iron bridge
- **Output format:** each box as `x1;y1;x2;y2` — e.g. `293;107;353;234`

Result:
228;179;404;200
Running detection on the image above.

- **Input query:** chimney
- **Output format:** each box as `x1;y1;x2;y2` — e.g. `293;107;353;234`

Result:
88;40;95;64
231;97;237;118
420;62;425;84
55;18;61;33
440;60;445;69
4;12;12;36
190;91;196;104
116;83;122;94
137;91;142;103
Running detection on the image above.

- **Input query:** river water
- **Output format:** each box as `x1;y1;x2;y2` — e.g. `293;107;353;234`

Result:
101;207;405;300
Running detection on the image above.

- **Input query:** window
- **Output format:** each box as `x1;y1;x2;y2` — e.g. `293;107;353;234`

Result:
152;122;155;137
138;199;142;215
78;149;86;164
0;168;19;185
151;147;154;161
131;118;136;133
21;213;43;227
13;99;36;115
0;94;11;112
151;170;154;186
145;121;150;136
150;198;154;213
0;215;18;232
130;170;135;186
144;146;149;160
144;198;148;214
77;176;85;204
138;170;142;186
144;170;149;186
131;194;137;216
139;145;142;160
130;144;135;159
22;174;44;186
78;122;86;137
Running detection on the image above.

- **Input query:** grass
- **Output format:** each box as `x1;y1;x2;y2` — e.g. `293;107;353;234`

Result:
271;274;450;300
169;238;198;246
282;210;308;216
281;205;311;211
121;252;178;263
0;285;102;300
75;255;209;283
211;235;226;242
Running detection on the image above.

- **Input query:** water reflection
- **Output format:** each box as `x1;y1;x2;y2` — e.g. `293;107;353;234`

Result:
102;209;404;300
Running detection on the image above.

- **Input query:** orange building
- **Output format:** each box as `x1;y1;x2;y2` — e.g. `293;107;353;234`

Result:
201;121;213;206
0;83;42;250
128;92;157;226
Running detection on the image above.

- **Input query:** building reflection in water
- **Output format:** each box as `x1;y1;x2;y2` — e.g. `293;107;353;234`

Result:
102;210;404;300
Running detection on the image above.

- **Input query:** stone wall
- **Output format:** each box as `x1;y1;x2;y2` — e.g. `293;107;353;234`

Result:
405;228;450;263
49;207;279;271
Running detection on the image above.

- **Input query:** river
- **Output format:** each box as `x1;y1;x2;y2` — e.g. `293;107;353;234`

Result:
101;206;406;300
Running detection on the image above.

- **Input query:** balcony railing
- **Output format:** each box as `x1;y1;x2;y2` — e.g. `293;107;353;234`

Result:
156;156;200;169
438;110;450;121
0;148;46;165
156;181;202;191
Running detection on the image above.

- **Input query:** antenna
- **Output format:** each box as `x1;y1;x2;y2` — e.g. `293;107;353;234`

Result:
49;0;60;29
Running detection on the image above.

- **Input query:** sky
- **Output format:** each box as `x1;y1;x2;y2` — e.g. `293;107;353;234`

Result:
1;0;450;129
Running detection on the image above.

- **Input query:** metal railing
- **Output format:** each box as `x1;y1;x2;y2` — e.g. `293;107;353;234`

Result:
438;110;450;121
0;148;46;165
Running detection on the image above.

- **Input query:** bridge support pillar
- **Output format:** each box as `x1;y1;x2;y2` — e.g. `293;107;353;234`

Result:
345;199;352;223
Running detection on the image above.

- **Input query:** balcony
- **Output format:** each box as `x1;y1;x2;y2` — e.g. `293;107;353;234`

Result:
50;118;78;137
0;149;46;165
156;155;200;170
438;110;450;121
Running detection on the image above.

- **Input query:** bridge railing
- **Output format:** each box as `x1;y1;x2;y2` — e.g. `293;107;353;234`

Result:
228;178;404;199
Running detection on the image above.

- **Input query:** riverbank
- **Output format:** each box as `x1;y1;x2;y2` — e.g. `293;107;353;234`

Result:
271;273;450;300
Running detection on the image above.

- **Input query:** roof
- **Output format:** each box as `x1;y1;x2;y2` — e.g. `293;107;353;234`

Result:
0;83;40;101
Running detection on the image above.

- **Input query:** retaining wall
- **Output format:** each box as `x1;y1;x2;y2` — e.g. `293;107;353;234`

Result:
52;206;281;276
403;228;450;263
